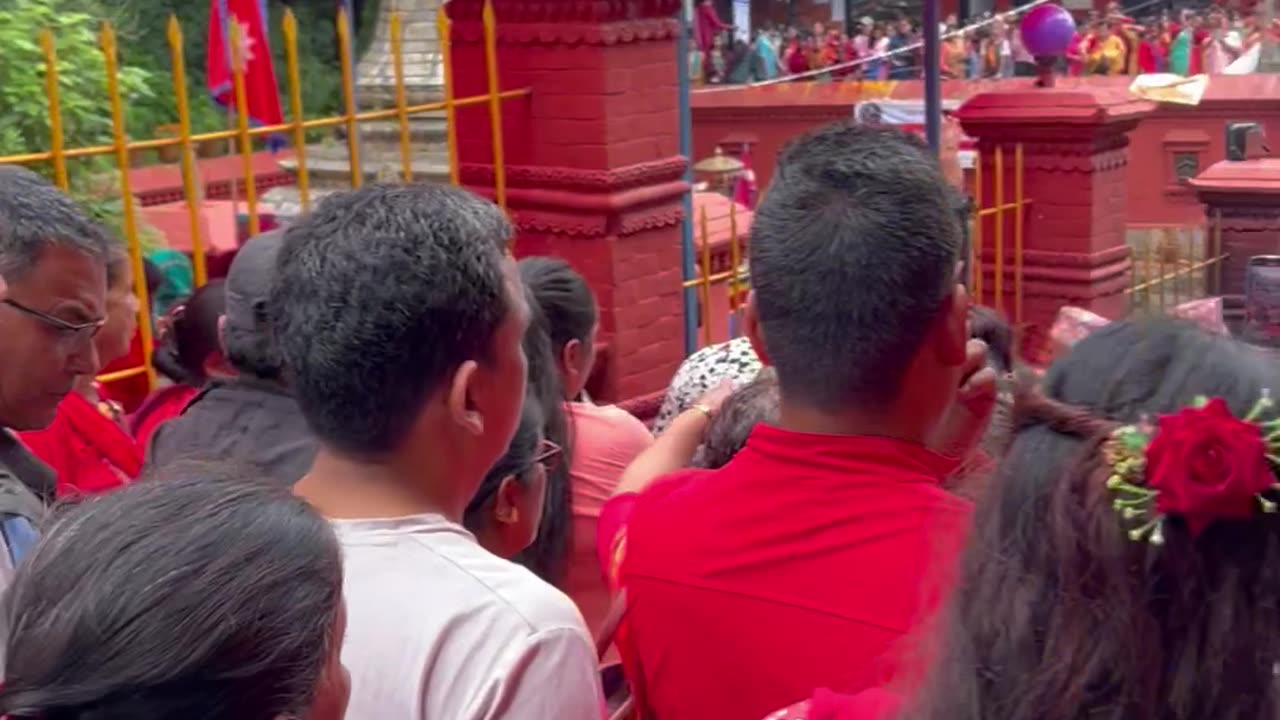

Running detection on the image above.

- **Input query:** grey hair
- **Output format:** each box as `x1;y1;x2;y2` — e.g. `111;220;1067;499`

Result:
223;318;285;381
0;463;343;720
0;166;112;280
695;368;781;470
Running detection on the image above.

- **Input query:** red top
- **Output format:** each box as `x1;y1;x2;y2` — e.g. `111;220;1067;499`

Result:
766;688;902;720
19;390;142;497
602;425;972;720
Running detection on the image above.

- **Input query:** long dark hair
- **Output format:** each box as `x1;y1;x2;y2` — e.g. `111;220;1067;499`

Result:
512;285;574;586
465;396;546;533
905;318;1280;720
152;279;226;386
518;256;598;362
0;464;344;720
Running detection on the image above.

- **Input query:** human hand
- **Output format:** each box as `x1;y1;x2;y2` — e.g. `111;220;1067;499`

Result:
928;339;999;459
692;379;736;419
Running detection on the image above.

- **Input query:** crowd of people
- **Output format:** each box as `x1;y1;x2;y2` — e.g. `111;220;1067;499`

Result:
0;115;1278;720
692;0;1280;85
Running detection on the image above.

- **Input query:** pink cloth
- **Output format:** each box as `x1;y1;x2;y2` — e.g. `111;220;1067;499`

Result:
563;401;653;643
694;1;730;53
1046;298;1227;363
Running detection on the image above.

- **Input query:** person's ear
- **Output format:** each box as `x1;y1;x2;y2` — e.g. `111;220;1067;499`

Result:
935;280;970;367
561;337;582;385
743;291;772;366
494;475;522;525
446;360;485;436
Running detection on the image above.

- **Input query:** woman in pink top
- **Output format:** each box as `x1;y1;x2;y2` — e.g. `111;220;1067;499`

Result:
519;257;653;643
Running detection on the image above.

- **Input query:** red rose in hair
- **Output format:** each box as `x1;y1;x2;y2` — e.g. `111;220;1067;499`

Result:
1145;398;1274;534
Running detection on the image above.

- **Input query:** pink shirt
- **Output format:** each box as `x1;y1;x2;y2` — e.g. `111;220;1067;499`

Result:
563;402;653;641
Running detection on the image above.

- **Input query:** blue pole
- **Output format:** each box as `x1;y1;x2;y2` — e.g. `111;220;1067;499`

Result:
678;6;698;356
922;0;942;154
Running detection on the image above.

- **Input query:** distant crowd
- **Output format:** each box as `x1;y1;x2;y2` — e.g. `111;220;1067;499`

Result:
691;0;1280;86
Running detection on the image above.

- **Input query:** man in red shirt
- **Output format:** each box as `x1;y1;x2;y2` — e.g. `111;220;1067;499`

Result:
600;123;996;720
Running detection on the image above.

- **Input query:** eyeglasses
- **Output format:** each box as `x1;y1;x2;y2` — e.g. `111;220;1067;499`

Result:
532;439;562;474
2;298;105;349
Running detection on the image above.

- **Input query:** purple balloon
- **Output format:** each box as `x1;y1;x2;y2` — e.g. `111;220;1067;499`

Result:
1019;4;1077;58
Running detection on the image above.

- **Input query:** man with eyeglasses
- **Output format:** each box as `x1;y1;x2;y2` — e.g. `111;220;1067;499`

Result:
0;165;112;579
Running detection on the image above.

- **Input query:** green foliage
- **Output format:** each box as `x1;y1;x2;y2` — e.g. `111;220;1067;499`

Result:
0;0;156;157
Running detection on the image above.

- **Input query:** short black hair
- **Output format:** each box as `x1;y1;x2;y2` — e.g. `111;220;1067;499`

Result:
518;256;598;352
750;122;960;411
269;183;513;458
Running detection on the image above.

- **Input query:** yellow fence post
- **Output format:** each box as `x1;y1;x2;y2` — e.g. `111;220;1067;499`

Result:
728;201;741;337
993;144;1004;317
337;8;362;189
482;0;507;211
40;31;69;191
229;21;262;236
390;13;414;183
282;9;312;211
167;16;209;287
100;21;155;390
699;206;713;348
972;148;983;305
437;7;461;186
1013;143;1024;325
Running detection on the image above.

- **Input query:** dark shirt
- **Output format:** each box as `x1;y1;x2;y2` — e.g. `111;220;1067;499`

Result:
146;377;316;485
0;430;54;516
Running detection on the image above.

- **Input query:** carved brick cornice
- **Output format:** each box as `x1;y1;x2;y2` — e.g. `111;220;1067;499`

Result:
462;157;687;192
463;157;690;238
973;137;1130;173
449;0;681;45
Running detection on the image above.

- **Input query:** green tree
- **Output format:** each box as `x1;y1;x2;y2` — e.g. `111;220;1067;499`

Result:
0;0;155;158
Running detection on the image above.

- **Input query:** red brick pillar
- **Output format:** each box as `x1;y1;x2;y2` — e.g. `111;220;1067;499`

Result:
1188;158;1280;329
446;0;689;406
955;88;1154;356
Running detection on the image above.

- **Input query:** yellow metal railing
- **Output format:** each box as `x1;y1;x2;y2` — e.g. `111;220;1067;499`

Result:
2;1;525;394
971;143;1029;325
684;201;749;349
1125;215;1226;311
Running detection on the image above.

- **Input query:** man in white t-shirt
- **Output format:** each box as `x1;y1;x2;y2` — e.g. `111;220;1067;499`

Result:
269;183;604;720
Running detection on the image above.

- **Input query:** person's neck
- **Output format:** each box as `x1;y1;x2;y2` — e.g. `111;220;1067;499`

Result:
295;448;464;523
776;398;931;446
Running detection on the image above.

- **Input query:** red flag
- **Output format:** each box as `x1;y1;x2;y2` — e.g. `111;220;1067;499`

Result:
207;0;283;131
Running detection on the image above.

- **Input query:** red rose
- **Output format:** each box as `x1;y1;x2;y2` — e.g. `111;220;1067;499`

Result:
1145;398;1274;534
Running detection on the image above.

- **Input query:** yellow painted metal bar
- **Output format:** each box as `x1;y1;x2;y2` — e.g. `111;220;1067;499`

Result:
229;21;261;236
100;22;155;390
337;8;362;188
699;206;712;348
96;366;149;384
40;31;69;190
282;9;312;211
437;6;461;186
994;144;1004;316
390;12;413;183
972;147;983;305
0;89;534;167
1013;143;1024;325
167;16;208;287
728;201;740;313
1212;209;1223;294
483;0;507;211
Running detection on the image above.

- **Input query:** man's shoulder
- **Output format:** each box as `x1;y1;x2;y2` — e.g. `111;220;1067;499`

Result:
344;527;587;638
